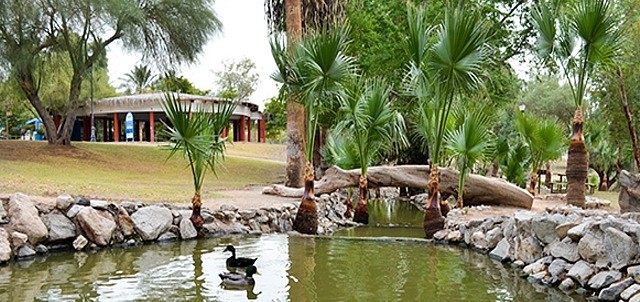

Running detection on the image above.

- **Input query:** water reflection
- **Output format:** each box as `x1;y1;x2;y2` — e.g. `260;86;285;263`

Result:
0;234;581;301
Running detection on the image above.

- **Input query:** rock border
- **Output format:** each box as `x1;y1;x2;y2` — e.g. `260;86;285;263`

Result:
0;192;357;264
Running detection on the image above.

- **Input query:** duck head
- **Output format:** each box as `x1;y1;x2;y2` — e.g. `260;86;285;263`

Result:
223;245;236;254
245;265;259;277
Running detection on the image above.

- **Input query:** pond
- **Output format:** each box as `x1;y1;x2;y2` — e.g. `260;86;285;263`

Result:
0;200;583;301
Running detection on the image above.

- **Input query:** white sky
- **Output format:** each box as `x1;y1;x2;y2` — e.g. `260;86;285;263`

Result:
106;0;279;110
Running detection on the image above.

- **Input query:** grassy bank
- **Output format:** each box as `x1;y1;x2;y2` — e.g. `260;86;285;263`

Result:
0;141;285;202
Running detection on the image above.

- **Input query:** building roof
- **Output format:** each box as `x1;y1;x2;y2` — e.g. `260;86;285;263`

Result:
87;92;262;120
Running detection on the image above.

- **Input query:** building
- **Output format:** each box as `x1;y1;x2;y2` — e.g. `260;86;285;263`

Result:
72;92;266;143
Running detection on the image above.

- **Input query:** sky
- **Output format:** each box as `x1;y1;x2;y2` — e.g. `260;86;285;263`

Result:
106;0;279;110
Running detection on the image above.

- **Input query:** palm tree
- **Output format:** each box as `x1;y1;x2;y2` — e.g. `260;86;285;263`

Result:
405;4;490;238
271;26;357;234
532;0;623;207
514;112;566;195
265;0;346;189
161;93;236;230
330;79;407;224
122;65;157;94
323;132;360;218
445;109;494;208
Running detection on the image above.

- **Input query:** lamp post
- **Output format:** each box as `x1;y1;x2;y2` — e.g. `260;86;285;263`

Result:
90;64;96;142
518;103;526;113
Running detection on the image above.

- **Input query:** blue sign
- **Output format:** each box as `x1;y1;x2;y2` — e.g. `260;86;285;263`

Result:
125;112;134;142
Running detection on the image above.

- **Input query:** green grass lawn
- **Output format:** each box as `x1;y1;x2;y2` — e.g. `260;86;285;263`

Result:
0;141;285;203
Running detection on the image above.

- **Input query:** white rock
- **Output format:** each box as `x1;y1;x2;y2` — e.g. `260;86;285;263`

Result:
7;193;48;244
73;235;88;250
621;284;640;301
0;228;11;262
179;218;197;240
76;207;116;246
130;206;172;241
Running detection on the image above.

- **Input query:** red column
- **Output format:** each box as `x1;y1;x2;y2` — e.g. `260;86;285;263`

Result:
239;116;246;142
113;113;120;142
82;117;90;141
247;118;251;142
221;127;227;138
149;111;155;143
259;118;266;143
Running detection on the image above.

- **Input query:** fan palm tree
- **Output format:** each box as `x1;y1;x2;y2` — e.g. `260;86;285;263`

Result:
122;65;157;94
405;4;490;238
161;92;236;230
323;132;360;218
271;26;357;234
515;112;566;195
532;0;623;207
445;109;494;208
329;79;407;224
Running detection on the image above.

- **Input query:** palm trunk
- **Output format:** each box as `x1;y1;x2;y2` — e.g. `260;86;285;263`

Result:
528;171;538;196
344;188;353;218
190;191;203;230
284;0;306;188
566;107;588;208
545;163;552;189
353;175;369;224
424;165;445;239
293;161;318;234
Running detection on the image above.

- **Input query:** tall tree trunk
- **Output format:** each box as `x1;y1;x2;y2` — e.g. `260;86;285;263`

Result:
424;165;445;239
566;107;588;208
617;66;640;170
16;71;58;144
284;0;306;188
545;163;552;188
293;161;318;234
353;175;369;224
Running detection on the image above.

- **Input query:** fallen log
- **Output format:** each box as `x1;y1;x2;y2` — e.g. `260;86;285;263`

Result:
263;165;533;209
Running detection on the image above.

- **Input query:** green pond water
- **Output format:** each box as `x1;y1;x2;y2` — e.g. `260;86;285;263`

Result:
0;200;583;301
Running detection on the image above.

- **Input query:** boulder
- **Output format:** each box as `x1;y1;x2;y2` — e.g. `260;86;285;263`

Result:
549;238;580;262
0;200;6;222
470;231;487;250
577;232;605;263
56;194;74;211
445;230;463;242
632;293;640;302
130;206;173;241
604;227;638;270
35;244;48;255
76;207;116;246
7;193;48;244
157;232;178;241
567;260;595;287
11;231;28;250
567;220;594;241
489;238;511;261
115;206;135;238
73;235;88;250
621;284;640;301
531;214;562;244
179;218;197;240
619;170;640;213
34;200;55;214
41;212;76;242
66;204;84;218
587;271;622;290
0;228;11;262
90;200;109;210
16;245;35;259
555;222;579;240
75;196;90;206
523;258;547;275
598;278;634;301
558;278;575;292
485;227;503;250
515;236;543;264
548;258;569;283
628;265;640;283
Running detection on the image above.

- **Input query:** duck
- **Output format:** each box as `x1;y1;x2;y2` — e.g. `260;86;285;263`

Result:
223;245;258;268
219;265;259;287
